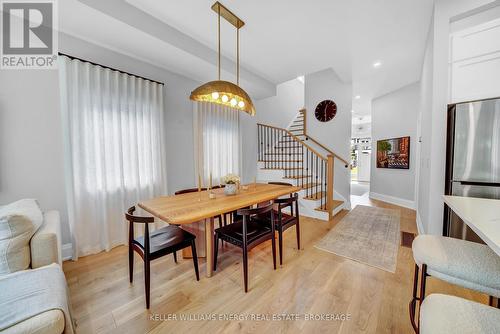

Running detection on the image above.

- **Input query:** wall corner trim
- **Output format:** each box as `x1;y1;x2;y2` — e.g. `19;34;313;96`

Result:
62;243;73;261
369;191;416;210
416;211;425;235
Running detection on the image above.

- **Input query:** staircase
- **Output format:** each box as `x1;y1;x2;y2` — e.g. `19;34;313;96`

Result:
257;109;350;221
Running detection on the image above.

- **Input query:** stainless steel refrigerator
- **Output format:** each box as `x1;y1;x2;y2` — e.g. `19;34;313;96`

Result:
444;98;500;242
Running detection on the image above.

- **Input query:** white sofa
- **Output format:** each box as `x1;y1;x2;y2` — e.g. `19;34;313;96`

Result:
0;209;69;334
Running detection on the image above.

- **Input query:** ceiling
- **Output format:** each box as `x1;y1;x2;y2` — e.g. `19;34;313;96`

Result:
60;0;434;114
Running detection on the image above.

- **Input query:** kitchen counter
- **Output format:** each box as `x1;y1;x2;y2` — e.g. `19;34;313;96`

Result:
443;195;500;256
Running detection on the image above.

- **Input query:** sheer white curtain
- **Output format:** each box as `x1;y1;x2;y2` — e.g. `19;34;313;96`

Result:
59;56;167;259
193;102;241;186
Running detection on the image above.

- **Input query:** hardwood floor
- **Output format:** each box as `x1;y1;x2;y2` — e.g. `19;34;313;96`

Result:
63;194;487;334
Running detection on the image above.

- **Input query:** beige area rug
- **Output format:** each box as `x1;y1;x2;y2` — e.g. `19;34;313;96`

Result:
315;205;401;273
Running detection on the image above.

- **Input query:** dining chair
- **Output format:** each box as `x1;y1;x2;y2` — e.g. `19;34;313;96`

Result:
213;203;276;292
266;182;300;265
409;235;500;332
273;193;300;266
126;206;199;309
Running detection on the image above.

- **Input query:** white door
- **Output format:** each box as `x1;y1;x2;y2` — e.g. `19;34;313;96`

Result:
357;151;371;182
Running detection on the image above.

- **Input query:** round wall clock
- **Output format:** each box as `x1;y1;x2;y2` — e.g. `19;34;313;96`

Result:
315;99;337;122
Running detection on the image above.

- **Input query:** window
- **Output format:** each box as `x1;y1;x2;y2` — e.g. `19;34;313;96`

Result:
59;55;166;258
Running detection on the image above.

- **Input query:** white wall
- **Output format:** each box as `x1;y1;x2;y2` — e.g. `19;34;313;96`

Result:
416;0;497;235
240;112;258;184
0;70;68;238
0;33;203;244
370;82;420;208
255;78;304;129
305;68;352;204
416;20;434;234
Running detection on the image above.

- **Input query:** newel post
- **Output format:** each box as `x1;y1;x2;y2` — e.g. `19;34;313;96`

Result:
327;154;334;220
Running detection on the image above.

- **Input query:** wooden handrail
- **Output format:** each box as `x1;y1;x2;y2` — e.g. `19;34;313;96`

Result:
305;136;350;167
257;123;327;161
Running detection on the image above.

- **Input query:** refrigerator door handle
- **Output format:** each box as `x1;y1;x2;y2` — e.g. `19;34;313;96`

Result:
455;181;500;187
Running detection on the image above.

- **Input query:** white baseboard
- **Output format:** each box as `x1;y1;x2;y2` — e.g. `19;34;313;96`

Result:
416;211;425;235
62;243;73;261
369;192;416;210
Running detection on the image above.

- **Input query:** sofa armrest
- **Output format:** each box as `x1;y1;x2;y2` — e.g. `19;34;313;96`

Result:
30;210;62;268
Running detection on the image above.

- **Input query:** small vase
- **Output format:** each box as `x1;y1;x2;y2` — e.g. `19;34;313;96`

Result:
224;183;237;195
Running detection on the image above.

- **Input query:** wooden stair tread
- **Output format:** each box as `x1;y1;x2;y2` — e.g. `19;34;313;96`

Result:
301;182;319;189
283;175;312;179
303;191;326;200
314;200;343;212
260;167;302;170
261;160;303;163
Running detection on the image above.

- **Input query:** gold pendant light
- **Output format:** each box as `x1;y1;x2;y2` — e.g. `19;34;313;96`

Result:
190;2;255;116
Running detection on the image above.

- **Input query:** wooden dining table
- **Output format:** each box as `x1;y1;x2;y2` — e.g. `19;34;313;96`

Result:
139;183;301;277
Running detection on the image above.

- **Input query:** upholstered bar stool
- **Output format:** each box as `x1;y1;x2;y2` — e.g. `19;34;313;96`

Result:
410;235;500;332
420;294;500;334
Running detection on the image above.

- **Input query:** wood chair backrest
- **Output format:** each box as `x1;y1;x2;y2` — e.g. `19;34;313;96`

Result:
274;193;299;213
125;206;155;255
237;203;275;244
174;187;207;195
126;206;155;224
237;203;273;217
268;181;293;187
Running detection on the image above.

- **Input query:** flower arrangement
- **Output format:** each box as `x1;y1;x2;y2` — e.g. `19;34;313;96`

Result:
221;173;240;185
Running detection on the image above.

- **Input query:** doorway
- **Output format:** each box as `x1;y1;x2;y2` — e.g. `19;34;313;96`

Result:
351;137;371;197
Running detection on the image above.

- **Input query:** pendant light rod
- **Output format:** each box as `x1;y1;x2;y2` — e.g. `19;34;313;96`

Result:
237;28;239;85
218;6;221;81
213;1;244;83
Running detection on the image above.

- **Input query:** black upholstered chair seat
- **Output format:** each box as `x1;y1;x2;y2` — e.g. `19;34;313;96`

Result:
215;218;272;248
135;225;195;257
